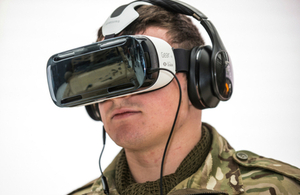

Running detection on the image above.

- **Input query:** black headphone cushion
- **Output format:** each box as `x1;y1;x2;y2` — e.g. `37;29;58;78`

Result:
85;104;102;121
188;46;220;109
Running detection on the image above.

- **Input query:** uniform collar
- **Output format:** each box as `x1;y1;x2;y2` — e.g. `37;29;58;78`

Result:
168;123;245;194
91;123;245;195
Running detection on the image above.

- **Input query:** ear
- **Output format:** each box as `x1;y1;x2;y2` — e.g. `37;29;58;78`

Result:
85;104;102;121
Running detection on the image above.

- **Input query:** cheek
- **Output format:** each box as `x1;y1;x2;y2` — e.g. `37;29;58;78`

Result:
142;87;179;119
98;102;111;124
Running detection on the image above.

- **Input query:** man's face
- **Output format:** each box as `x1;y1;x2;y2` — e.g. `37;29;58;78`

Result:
98;27;191;151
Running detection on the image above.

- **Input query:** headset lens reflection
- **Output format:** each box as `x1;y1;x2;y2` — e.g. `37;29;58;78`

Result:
47;36;155;107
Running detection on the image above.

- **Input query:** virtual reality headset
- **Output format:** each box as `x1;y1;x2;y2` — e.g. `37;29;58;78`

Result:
47;0;234;112
47;35;189;107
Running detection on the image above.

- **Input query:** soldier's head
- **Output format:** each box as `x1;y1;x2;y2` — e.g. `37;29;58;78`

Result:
97;3;206;150
47;1;233;150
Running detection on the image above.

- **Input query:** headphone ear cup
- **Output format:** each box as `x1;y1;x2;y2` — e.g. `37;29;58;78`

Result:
85;104;102;121
188;46;220;109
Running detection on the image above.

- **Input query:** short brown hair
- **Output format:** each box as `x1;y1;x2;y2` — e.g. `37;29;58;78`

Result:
97;5;204;50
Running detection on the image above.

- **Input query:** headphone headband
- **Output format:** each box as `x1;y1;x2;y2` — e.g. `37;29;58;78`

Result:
140;0;207;20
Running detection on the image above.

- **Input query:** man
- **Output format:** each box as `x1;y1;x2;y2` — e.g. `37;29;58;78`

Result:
66;2;300;195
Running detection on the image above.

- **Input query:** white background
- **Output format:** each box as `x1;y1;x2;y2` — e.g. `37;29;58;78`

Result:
0;0;299;194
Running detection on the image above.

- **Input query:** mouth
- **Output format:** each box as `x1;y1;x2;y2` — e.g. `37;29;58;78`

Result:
111;109;141;120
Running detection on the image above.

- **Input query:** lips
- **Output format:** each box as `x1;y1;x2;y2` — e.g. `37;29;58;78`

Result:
111;108;141;120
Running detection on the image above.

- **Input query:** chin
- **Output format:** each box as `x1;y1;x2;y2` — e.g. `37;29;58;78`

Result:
110;126;148;148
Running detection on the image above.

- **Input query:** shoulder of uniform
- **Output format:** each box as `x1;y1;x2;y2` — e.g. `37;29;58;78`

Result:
67;178;98;195
233;150;300;182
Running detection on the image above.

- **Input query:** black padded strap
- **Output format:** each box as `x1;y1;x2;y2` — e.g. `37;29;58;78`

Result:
139;0;207;20
174;48;190;72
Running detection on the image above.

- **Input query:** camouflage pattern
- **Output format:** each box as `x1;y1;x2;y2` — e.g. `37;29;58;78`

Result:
68;123;300;195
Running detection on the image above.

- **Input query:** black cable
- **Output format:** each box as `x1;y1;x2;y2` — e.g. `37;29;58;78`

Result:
149;68;182;195
99;126;109;195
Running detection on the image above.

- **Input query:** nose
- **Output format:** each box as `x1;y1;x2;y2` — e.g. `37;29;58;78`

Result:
99;95;133;119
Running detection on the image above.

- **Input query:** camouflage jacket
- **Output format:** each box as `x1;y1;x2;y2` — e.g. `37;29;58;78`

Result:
69;123;300;195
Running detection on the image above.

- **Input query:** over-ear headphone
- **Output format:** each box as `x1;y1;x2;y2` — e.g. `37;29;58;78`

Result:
85;0;233;121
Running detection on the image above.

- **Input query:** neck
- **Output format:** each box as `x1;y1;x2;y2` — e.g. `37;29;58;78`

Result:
125;113;202;183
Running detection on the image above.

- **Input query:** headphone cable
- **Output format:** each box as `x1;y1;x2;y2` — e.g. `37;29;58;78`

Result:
99;126;110;195
149;68;182;195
